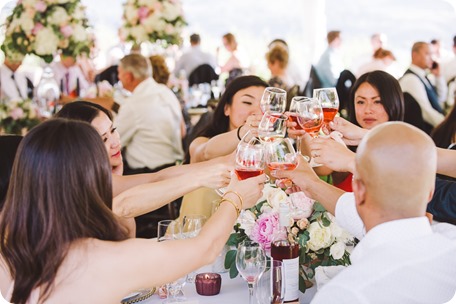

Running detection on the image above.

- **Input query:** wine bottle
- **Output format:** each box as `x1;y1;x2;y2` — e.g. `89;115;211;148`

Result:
271;203;299;303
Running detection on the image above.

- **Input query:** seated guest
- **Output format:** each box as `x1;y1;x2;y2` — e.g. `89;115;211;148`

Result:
56;101;232;219
276;122;456;303
173;33;216;78
0;118;264;303
431;104;456;149
315;30;344;88
116;54;184;174
268;39;305;90
356;48;396;78
0;135;22;209
51;53;90;98
399;42;447;130
266;43;292;90
0;50;35;101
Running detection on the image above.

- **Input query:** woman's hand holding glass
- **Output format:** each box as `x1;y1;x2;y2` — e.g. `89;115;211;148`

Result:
260;87;287;114
313;88;339;134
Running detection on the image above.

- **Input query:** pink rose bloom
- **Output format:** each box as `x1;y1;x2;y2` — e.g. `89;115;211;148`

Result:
60;25;73;38
32;23;44;35
250;212;285;250
9;108;24;120
289;192;315;219
35;1;47;13
138;6;150;22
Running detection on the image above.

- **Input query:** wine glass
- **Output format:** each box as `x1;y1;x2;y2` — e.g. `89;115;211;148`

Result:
255;260;285;304
265;138;298;179
313;88;339;133
260;87;287;114
288;96;308;154
181;215;207;283
258;111;288;143
235;135;266;180
157;220;187;303
236;240;267;304
295;97;323;166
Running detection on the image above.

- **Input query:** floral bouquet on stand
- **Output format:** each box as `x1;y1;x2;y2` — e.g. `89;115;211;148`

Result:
2;0;93;63
224;182;354;293
0;99;41;135
121;0;187;46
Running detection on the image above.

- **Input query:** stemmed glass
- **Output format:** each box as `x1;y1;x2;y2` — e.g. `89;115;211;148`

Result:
258;111;288;143
288;96;308;154
260;87;287;114
265;138;298;179
236;240;267;304
255;260;285;304
235;135;266;180
157;220;187;303
181;215;207;283
313;88;339;134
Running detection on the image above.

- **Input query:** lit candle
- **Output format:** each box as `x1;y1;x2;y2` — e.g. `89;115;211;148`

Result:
195;272;222;296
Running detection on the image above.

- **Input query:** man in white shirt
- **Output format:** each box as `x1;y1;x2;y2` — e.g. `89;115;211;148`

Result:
315;31;344;88
173;33;216;78
276;122;456;303
400;42;447;128
51;54;90;98
0;54;35;102
116;54;184;174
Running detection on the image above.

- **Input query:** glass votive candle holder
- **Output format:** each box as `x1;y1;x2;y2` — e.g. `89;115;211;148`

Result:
195;273;222;296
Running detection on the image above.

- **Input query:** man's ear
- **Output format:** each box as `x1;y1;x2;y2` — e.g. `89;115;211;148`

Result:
352;176;366;207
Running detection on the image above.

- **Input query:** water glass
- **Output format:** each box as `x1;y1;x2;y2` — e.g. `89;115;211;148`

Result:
255;260;285;304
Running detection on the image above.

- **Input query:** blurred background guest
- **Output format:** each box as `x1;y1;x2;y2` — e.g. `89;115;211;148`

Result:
265;42;291;90
51;53;91;98
315;30;344;87
431;104;456;149
356;48;397;78
0;51;35;101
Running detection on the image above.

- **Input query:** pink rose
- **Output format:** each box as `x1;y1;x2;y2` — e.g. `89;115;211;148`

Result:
289;192;315;219
250;212;285;250
60;25;73;38
138;6;150;22
32;23;44;35
9;107;24;120
35;1;47;13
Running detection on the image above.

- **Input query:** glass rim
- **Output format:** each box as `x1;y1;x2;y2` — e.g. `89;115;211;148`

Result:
264;87;287;94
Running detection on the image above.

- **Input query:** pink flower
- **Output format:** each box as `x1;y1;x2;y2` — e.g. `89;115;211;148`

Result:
138;6;150;22
289;192;315;219
32;23;44;35
9;107;24;120
250;212;285;250
60;25;73;38
153;2;163;11
35;1;47;13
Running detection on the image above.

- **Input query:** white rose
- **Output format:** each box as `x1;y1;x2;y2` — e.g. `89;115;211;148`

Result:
72;24;87;42
22;0;37;8
47;7;69;26
162;1;180;21
72;4;86;20
18;14;35;35
34;27;59;55
329;241;346;260
130;25;148;42
237;210;256;236
125;4;138;24
267;188;289;211
307;221;334;252
329;222;343;239
138;0;153;7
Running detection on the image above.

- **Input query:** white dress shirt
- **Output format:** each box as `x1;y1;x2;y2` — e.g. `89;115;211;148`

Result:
50;61;90;96
312;193;456;304
0;65;32;101
115;77;184;170
399;64;446;127
315;47;344;88
174;46;216;77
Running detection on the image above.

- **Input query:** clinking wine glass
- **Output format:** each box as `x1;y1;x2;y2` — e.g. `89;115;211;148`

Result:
260;87;287;114
288;96;309;155
313;88;339;134
296;97;323;166
265;138;298;179
235;134;266;180
258;111;288;143
236;240;267;304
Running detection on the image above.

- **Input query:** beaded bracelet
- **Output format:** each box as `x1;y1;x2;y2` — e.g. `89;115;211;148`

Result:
236;124;244;141
223;191;244;210
218;198;240;217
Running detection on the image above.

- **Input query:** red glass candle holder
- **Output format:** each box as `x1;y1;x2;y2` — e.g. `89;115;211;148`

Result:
195;273;222;296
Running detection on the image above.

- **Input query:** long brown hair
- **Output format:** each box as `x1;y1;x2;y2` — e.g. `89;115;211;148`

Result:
0;119;129;303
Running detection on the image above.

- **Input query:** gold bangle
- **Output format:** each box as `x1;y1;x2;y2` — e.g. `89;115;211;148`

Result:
223;191;244;210
218;198;240;217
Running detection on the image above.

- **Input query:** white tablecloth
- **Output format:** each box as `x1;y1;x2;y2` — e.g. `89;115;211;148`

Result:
139;265;317;304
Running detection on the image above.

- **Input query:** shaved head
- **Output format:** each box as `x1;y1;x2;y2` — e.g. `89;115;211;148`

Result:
354;122;436;225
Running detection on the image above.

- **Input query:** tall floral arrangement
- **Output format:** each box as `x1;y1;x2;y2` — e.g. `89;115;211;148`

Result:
121;0;186;46
224;182;354;293
2;0;93;63
0;99;41;135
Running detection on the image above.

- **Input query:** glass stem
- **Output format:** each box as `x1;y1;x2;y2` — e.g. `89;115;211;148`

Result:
296;135;302;155
248;283;254;304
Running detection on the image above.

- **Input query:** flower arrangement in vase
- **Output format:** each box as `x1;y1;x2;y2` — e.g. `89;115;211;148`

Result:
2;0;93;63
120;0;187;47
224;182;354;293
0;99;41;135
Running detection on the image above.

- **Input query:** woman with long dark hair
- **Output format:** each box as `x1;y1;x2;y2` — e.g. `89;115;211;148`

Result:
0;119;264;303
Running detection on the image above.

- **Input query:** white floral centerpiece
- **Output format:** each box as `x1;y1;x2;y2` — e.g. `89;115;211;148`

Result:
0;99;41;135
224;182;354;293
121;0;187;46
2;0;93;63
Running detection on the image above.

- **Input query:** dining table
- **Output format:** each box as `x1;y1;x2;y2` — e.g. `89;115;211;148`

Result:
134;264;317;304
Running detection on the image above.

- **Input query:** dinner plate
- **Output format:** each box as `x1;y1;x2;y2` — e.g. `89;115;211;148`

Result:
120;288;155;304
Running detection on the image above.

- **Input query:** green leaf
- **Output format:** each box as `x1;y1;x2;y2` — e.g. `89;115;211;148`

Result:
313;202;327;212
321;216;331;227
224;249;237;270
226;233;239;247
229;259;239;278
299;275;307;293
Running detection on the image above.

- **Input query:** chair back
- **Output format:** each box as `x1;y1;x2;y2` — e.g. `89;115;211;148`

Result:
303;65;322;97
336;70;356;113
188;64;219;87
403;92;433;134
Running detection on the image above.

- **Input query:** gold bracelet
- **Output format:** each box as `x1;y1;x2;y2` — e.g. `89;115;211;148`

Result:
218;198;240;217
223;191;244;210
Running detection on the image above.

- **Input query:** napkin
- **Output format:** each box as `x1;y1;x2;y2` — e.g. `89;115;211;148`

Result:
314;265;346;290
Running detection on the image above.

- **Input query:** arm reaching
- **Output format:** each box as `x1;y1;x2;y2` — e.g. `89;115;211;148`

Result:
309;134;356;173
329;117;368;146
